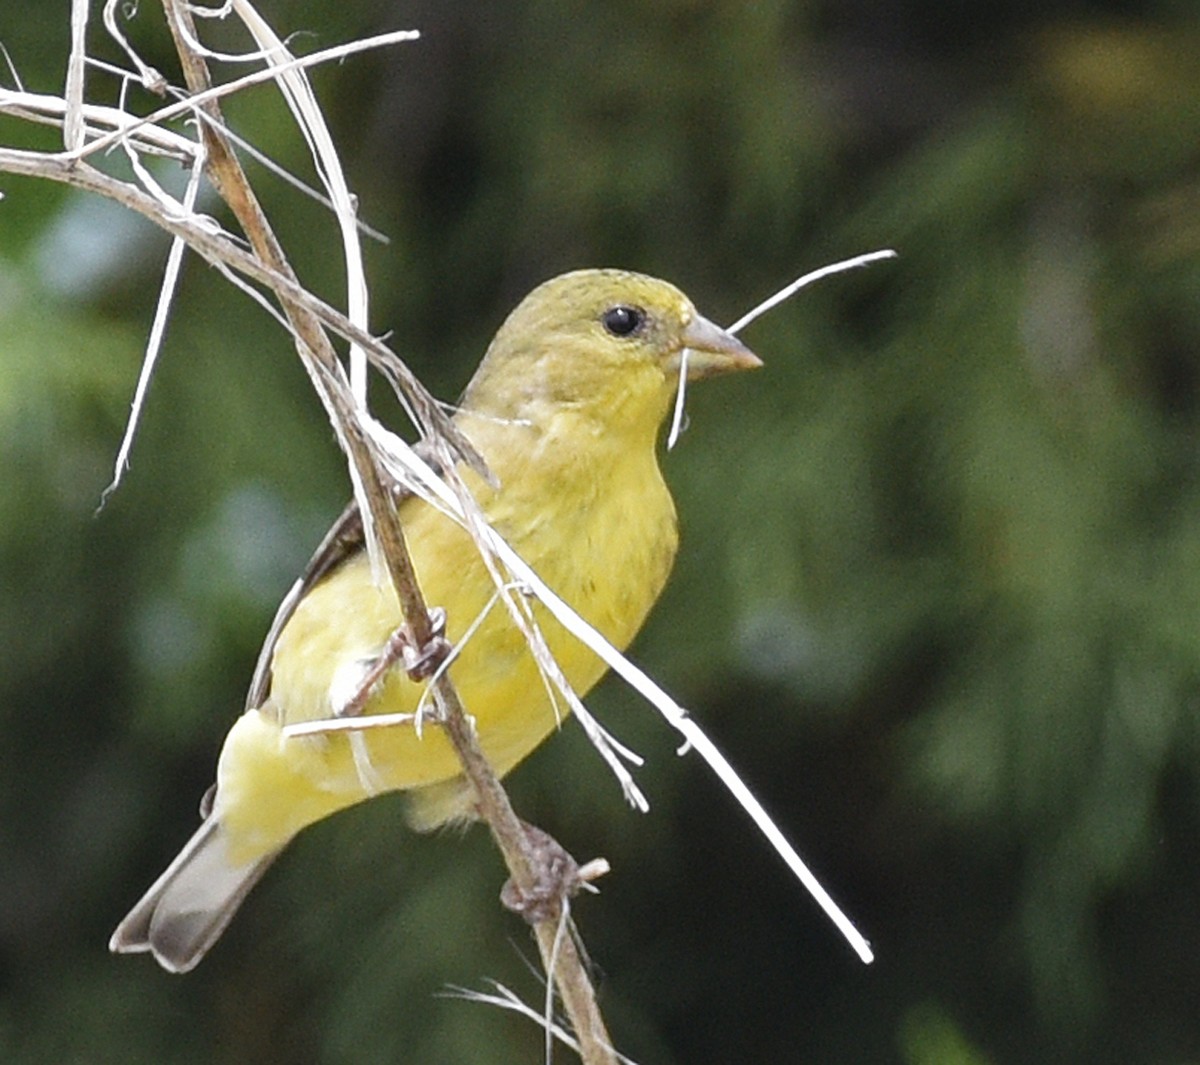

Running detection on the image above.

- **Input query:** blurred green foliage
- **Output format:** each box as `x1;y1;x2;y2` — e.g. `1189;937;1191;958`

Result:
3;1;1200;1062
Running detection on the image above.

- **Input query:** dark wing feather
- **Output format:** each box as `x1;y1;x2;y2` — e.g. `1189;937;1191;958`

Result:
242;497;367;714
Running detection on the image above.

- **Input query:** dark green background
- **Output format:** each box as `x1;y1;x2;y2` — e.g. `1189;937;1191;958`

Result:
3;1;1200;1061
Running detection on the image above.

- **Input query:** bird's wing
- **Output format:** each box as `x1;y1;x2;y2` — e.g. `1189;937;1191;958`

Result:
243;440;449;713
241;497;366;714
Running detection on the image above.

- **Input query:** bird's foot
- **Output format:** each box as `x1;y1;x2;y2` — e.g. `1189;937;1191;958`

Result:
500;822;609;925
334;607;450;718
396;606;451;681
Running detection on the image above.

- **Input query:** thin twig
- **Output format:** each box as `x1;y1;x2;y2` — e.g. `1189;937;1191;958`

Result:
100;135;206;505
446;981;638;1065
64;0;89;152
727;249;898;334
70;28;420;163
228;0;372;400
0;88;198;159
102;0;168;92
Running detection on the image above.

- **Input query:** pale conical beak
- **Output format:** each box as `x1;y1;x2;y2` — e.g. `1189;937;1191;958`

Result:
668;314;763;380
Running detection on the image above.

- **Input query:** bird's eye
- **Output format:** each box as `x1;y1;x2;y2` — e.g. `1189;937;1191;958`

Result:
601;305;645;337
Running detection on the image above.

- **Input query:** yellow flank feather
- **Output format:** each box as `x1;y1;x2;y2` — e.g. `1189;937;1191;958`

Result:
110;268;761;972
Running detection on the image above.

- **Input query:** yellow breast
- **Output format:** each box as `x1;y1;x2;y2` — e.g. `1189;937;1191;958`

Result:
216;413;678;861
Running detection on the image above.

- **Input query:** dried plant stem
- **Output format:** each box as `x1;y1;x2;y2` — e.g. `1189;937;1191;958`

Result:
159;1;616;1059
439;708;618;1065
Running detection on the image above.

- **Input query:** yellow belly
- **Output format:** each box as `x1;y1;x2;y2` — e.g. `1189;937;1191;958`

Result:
215;440;678;863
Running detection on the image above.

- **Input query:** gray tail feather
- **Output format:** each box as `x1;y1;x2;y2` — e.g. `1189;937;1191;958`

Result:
109;818;278;973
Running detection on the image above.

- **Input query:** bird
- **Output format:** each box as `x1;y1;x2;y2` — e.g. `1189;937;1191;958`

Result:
109;268;761;973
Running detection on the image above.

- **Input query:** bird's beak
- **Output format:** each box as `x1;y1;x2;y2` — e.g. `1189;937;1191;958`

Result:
668;314;763;380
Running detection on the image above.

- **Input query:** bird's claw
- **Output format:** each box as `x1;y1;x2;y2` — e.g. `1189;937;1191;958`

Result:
500;823;608;925
334;607;450;717
397;606;451;681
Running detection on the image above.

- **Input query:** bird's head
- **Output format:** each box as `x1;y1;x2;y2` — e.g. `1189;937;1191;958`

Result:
461;269;761;436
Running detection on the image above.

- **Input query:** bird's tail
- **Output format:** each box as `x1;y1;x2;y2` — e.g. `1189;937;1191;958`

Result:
109;817;277;973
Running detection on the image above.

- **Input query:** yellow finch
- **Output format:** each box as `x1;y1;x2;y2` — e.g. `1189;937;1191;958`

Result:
110;269;760;972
